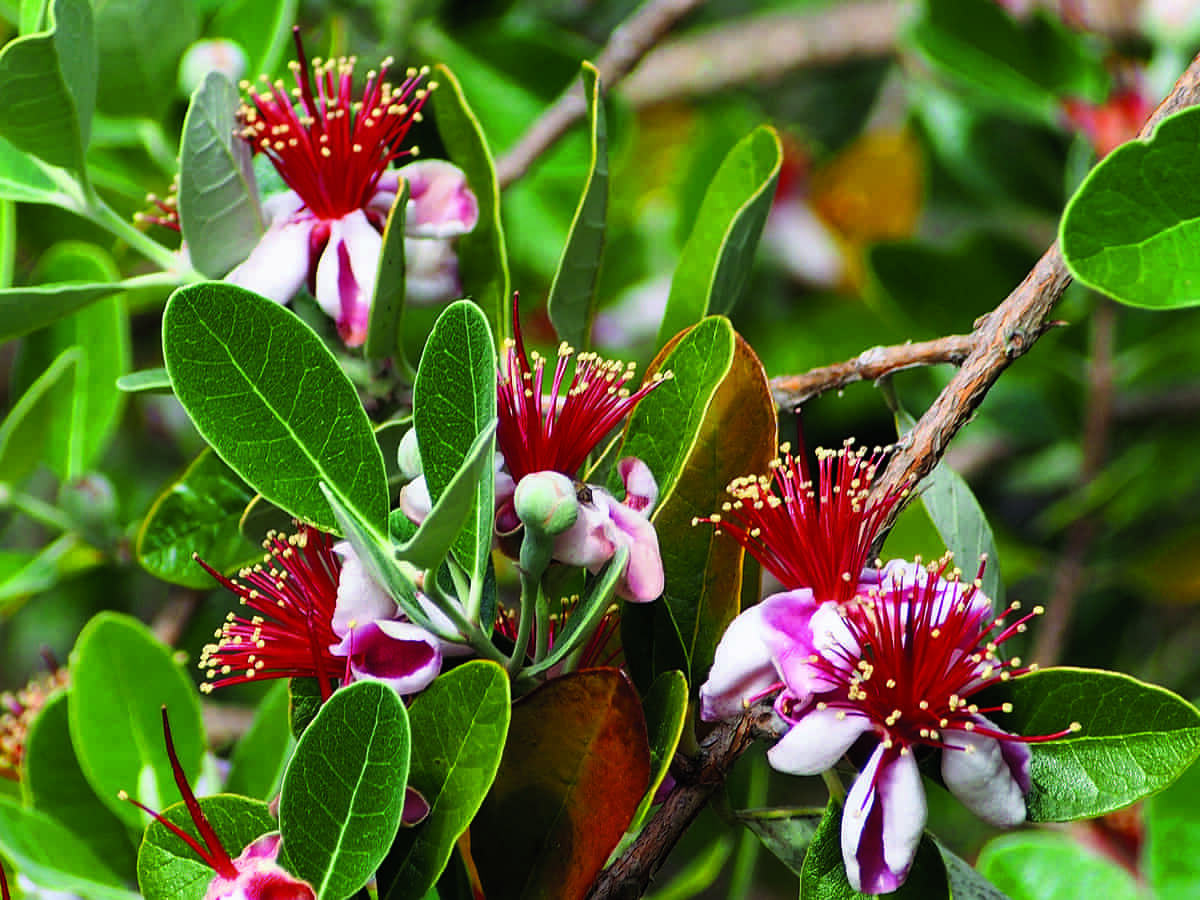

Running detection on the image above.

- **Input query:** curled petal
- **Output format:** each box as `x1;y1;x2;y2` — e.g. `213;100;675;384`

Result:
315;210;382;347
842;744;926;895
700;602;777;721
606;498;664;602
617;457;658;514
767;705;869;774
758;588;825;697
401;159;480;238
398;475;433;526
942;719;1029;828
553;496;617;571
331;620;441;696
331;542;398;638
225;219;313;303
404;237;462;306
204;832;315;900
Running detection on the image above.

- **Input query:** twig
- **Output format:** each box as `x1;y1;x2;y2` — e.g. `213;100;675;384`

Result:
587;47;1200;900
769;334;975;409
622;1;907;109
1033;299;1116;666
151;588;202;647
495;0;704;189
869;50;1200;514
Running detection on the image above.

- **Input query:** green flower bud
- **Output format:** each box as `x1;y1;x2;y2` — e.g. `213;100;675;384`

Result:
514;471;579;536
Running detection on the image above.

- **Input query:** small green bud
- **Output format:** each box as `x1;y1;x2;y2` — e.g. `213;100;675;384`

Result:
514;471;579;536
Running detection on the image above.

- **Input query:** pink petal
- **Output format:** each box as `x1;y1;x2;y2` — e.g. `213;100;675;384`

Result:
941;719;1029;827
314;210;382;346
617;457;658;514
332;620;441;696
758;589;827;697
331;542;398;638
401;159;480;238
606;498;664;602
699;602;778;722
404;237;462;306
767;705;870;774
841;744;926;894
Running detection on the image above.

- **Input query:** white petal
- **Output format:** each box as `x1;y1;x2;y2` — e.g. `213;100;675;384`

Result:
842;744;926;894
699;603;776;722
225;220;312;303
942;724;1028;827
331;541;397;638
767;706;869;775
398;475;432;525
314;211;383;343
404;237;461;305
401;159;480;238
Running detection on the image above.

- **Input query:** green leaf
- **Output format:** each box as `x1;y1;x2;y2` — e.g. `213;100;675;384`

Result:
0;533;101;608
0;134;81;206
799;801;950;899
177;71;264;278
14;241;130;480
896;409;1004;605
116;367;171;392
655;127;781;351
68;612;206;830
364;176;410;362
209;0;297;77
136;448;262;588
0;0;96;176
546;62;607;350
1146;745;1200;899
615;317;735;526
162;282;389;534
23;690;137;876
0;346;77;484
631;670;688;829
0;795;138;900
472;669;650;900
137;795;277;900
413;299;497;581
908;0;1107;122
987;668;1200;821
0;281;124;342
433;65;510;339
652;330;776;685
288;677;326;740
1061;106;1200;310
280;680;411;900
378;661;510;899
735;807;823;874
224;681;295;801
976;832;1141;900
92;0;198;120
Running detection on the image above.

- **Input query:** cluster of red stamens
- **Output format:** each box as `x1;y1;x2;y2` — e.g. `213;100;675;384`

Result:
135;179;181;232
695;440;908;605
238;28;432;220
494;598;623;668
196;526;342;701
497;297;671;483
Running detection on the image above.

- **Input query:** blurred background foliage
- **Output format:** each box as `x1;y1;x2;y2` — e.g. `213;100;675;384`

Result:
3;0;1200;895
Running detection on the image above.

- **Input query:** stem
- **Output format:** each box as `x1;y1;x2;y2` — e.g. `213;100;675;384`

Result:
821;768;846;805
422;575;508;667
3;489;74;533
507;569;539;676
534;586;551;664
86;193;196;274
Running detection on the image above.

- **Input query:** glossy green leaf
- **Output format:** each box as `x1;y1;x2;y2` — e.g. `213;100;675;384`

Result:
0;0;96;176
655;127;781;350
1061;106;1200;309
137;795;277;900
799;801;949;899
177;71;263;278
0;795;138;900
209;0;297;76
976;832;1141;900
0;281;124;342
615;317;735;527
0;346;77;484
546;62;607;350
378;661;510;900
280;680;411;900
934;838;1013;900
472;669;650;900
163;282;389;534
68;612;205;830
137;449;262;588
224;681;295;801
116;367;171;392
14;241;129;480
987;668;1200;821
0;134;81;206
93;0;197;119
897;410;1004;605
653;331;776;684
413;299;497;581
432;65;510;339
288;677;326;740
908;0;1107;122
364;176;410;362
1146;740;1200;899
23;690;137;875
736;807;823;874
630;669;688;829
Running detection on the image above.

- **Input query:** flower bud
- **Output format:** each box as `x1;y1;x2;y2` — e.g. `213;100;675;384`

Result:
397;428;423;480
514;472;579;537
178;39;248;97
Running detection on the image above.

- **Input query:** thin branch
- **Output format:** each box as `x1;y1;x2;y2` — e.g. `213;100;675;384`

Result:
769;334;975;409
495;0;704;189
870;50;1200;513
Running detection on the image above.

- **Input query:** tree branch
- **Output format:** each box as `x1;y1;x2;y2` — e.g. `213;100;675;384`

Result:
495;0;704;189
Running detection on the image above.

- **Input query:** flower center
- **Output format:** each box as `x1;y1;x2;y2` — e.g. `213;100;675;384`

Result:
238;28;432;221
